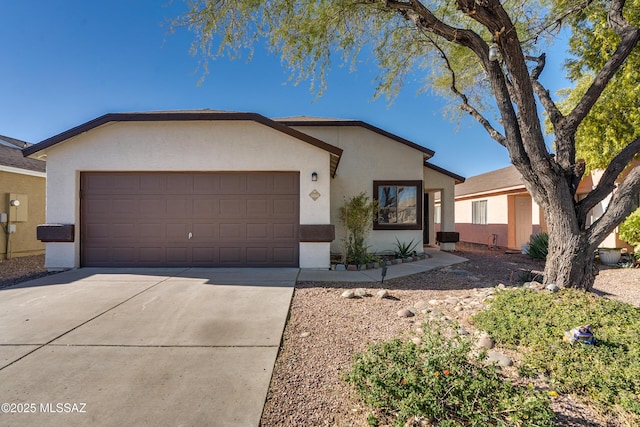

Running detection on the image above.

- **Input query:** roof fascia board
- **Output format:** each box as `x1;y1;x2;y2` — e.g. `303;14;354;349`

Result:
424;161;465;183
0;165;46;178
23;112;344;161
279;119;435;158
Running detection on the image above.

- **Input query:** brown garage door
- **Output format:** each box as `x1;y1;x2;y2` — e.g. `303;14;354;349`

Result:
80;172;299;267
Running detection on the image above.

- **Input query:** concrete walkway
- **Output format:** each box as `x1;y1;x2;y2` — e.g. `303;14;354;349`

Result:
0;268;297;427
299;248;468;282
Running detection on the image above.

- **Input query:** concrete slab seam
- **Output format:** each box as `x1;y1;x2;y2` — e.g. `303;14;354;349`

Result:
0;269;191;372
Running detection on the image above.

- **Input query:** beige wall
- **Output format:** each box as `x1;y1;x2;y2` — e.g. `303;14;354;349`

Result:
289;125;458;254
0;169;46;258
40;120;332;269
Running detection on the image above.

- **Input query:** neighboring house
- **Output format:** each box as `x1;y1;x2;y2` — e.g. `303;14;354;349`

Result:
447;164;638;251
23;110;464;270
0;135;46;259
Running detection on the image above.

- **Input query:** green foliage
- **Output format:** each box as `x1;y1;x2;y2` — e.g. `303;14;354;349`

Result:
526;232;549;259
392;238;419;258
338;193;378;265
552;0;640;171
474;288;640;418
619;208;640;249
343;323;555;426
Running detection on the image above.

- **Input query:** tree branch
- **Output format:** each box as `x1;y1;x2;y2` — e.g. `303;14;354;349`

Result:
527;54;564;128
578;136;640;219
430;38;507;146
557;0;640;161
587;164;640;249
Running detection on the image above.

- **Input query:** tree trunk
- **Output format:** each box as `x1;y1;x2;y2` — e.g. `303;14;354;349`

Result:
542;206;596;290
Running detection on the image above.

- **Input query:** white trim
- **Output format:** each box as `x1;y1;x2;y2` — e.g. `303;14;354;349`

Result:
0;165;46;178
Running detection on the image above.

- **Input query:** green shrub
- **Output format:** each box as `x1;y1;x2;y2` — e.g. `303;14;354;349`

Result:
473;288;640;418
526;232;549;259
393;238;419;258
339;193;378;265
620;208;640;252
343;323;555;427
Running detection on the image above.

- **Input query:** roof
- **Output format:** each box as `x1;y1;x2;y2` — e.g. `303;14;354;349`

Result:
0;134;31;149
276;116;436;158
424;161;465;184
23;110;344;177
0;144;46;173
455;165;525;197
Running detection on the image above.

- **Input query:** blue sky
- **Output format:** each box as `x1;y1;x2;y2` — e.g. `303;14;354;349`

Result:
1;1;571;177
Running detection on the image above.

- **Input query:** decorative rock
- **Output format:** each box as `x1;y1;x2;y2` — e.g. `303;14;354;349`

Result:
487;351;513;367
341;290;355;299
405;257;414;262
371;262;380;269
454;306;464;312
428;299;440;306
397;308;415;318
385;260;393;266
525;281;544;290
416;327;424;334
430;309;442;317
457;328;470;335
335;264;346;271
354;288;368;297
476;334;495;349
444;297;459;305
414;300;428;311
546;284;560;293
411;337;422;345
497;283;506;290
376;289;389;299
300;332;311;338
358;264;368;271
393;259;403;265
347;265;358;271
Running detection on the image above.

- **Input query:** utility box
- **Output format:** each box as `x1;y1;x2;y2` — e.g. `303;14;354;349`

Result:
0;213;6;223
8;193;28;222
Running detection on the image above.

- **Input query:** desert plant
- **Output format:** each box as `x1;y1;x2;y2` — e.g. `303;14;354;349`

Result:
392;238;419;258
344;322;555;427
474;288;640;418
526;232;549;259
620;208;640;253
339;193;378;265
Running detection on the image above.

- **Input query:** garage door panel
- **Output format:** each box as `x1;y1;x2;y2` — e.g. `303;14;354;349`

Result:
273;199;297;216
273;224;296;239
219;223;242;239
81;172;299;267
247;223;269;239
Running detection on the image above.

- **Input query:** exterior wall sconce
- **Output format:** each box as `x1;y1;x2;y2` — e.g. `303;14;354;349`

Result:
488;43;500;61
10;200;20;207
311;172;318;182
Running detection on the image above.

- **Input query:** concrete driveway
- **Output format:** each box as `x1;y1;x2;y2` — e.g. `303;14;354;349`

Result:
0;268;297;427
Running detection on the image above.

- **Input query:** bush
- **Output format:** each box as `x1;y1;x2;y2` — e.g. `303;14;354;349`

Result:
620;208;640;251
343;322;555;427
526;232;549;259
473;288;640;419
339;193;378;265
393;238;419;258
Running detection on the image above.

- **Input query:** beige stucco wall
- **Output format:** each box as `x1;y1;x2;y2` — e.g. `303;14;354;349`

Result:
424;167;457;250
40;120;332;269
289;125;448;255
0;169;46;258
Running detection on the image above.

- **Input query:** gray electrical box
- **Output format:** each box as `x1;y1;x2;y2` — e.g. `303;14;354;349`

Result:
0;212;6;223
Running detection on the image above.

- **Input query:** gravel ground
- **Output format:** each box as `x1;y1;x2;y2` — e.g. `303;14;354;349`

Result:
261;246;640;427
0;254;55;289
2;251;638;425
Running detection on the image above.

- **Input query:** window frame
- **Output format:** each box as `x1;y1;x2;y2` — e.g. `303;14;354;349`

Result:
373;180;423;230
471;200;488;225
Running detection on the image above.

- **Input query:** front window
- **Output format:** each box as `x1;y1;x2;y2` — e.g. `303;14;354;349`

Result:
374;180;422;230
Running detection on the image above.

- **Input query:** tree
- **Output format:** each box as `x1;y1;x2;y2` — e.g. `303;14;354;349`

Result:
175;0;640;290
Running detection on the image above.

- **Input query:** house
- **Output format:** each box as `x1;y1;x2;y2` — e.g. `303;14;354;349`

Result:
448;164;638;251
0;135;46;259
23;110;464;270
